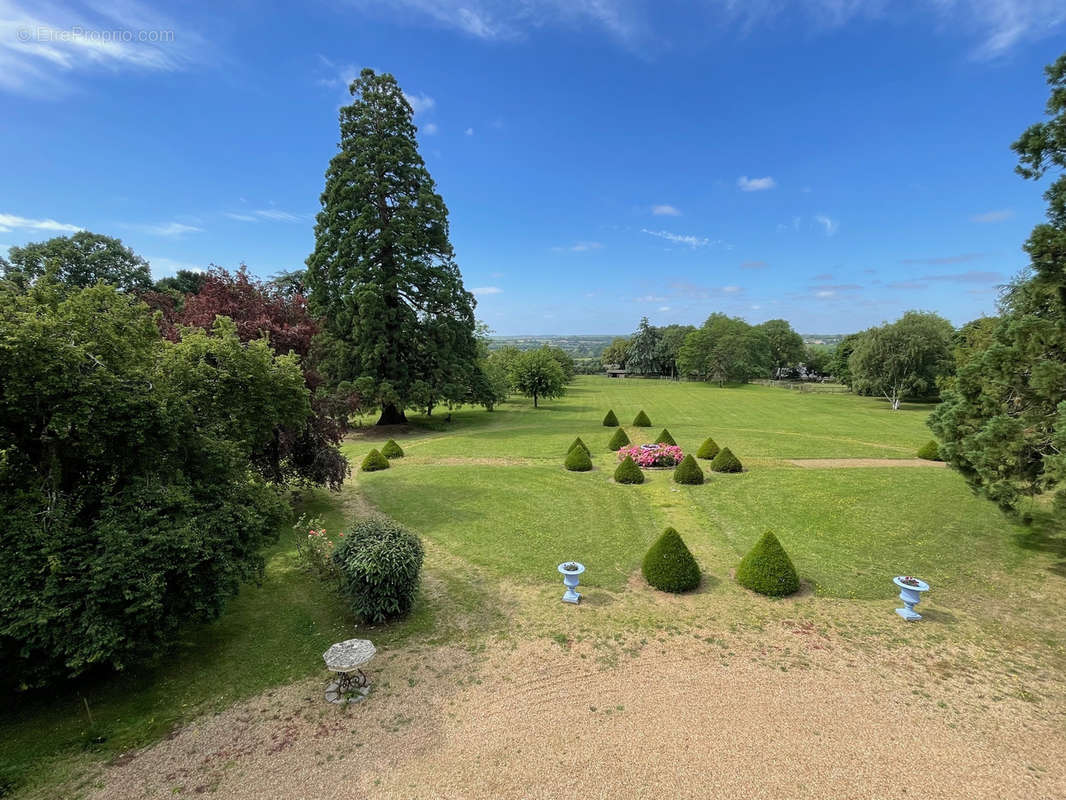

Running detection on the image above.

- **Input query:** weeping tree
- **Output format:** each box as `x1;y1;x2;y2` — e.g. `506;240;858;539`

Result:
306;68;480;425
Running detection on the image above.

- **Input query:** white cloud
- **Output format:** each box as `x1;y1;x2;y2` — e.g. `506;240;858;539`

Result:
422;122;439;135
146;255;201;277
737;175;776;192
224;212;258;222
970;208;1013;223
658;305;670;311
651;204;681;216
816;290;835;298
404;91;436;115
0;212;81;233
553;241;602;252
254;209;305;222
465;127;474;136
814;214;839;236
133;221;202;236
0;0;207;95
471;285;503;295
641;228;711;248
721;285;741;293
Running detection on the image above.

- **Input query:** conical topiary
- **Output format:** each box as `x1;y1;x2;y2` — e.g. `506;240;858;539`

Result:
917;440;942;461
735;530;800;597
632;409;652;427
567;436;590;455
381;439;404;459
608;427;630;451
655;428;677;446
602;409;619;427
696;437;720;460
565;446;593;471
673;454;705;485
710;446;742;473
361;448;390;472
613;455;644;484
642;527;701;593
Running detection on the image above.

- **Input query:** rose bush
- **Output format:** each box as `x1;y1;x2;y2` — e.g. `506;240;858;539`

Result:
616;444;684;468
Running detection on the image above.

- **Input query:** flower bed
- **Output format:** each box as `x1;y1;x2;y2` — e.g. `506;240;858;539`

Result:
617;443;684;468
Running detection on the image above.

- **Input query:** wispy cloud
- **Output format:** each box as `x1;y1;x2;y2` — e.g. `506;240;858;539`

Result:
740;260;768;269
471;285;503;295
552;241;603;252
404;91;435;115
422;122;439;135
0;212;81;233
641;228;711;248
651;204;681;216
737;175;776;192
901;253;985;265
0;0;208;95
226;209;308;224
970;208;1013;223
128;221;202;236
224;212;258;222
465;127;474;136
814;214;839;236
920;270;1003;284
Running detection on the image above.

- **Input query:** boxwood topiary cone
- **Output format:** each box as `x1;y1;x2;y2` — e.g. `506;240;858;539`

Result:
614;455;644;484
564;446;593;471
632;409;652;427
917;440;942;461
655;428;677;446
361;448;390;472
381;439;404;459
567;436;591;455
735;530;799;597
642;527;701;593
673;454;704;485
608;427;630;451
602;409;619;427
696;437;720;460
710;446;742;473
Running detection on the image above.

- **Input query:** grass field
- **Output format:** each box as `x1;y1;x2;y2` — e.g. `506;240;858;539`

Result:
3;376;1064;798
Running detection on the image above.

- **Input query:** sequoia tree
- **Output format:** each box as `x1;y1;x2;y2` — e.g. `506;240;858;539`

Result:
306;68;480;425
929;53;1066;516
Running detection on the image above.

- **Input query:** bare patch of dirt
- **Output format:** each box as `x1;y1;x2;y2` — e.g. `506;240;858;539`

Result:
788;458;948;469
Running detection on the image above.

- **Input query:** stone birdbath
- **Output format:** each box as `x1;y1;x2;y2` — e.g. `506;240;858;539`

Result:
323;638;376;704
558;562;585;604
893;576;930;621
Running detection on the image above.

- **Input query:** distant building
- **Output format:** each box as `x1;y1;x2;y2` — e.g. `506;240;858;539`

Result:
605;365;628;379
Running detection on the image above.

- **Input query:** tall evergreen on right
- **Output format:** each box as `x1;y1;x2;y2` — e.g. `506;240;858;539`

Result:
930;53;1066;520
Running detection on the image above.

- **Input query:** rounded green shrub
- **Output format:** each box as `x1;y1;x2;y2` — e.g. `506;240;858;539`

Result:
696;437;720;460
632;409;652;427
602;409;619;427
608;427;631;451
361;448;390;472
614;455;644;484
735;530;799;597
917;440;942;461
710;446;742;473
642;527;701;593
567;436;590;455
655;428;677;446
673;454;705;485
381;439;404;459
565;446;593;471
333;517;424;623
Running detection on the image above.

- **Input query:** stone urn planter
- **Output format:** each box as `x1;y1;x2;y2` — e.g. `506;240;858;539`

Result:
558;562;585;604
893;576;930;621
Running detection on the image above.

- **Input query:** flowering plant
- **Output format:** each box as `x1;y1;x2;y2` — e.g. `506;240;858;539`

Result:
898;575;921;587
294;513;341;580
617;443;684;468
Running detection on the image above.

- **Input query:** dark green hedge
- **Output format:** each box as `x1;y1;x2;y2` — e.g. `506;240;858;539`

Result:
614;455;644;484
568;436;590;455
565;446;593;471
735;531;799;597
361;448;390;472
333;517;424;623
917;440;942;461
642;527;701;592
696;437;720;459
602;409;619;427
710;446;742;473
608;427;631;451
381;439;404;459
655;428;677;446
632;409;652;427
673;454;705;485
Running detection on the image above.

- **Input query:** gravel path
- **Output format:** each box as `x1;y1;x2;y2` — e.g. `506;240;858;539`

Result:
88;632;1064;800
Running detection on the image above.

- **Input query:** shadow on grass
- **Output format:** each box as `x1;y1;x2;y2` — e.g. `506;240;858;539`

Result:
1011;510;1066;578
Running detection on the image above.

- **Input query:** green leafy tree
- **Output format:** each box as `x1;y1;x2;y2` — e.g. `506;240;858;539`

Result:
543;345;576;382
828;333;863;387
306;68;480;425
628;316;662;375
803;344;832;379
0;285;308;687
930;54;1066;516
655;324;696;379
3;231;151;292
849;311;954;410
601;336;631;369
508;349;566;408
153;268;207;296
756;319;805;374
678;314;771;384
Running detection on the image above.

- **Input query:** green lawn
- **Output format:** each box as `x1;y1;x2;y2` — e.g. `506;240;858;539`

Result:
3;376;1062;797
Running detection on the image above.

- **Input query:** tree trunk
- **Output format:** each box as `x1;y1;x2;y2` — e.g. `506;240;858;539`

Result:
533;392;538;408
377;403;408;425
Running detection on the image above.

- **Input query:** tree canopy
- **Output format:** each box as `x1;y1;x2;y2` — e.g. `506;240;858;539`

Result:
930;53;1066;517
508;348;567;407
677;313;772;383
305;68;481;425
756;318;805;374
2;231;152;292
849;311;954;409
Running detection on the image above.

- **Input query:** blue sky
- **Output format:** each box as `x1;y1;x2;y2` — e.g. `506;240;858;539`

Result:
2;1;1065;335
